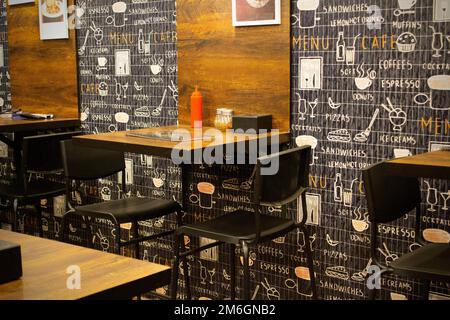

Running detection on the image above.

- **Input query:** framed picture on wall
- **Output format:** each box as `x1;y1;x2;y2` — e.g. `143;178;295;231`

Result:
8;0;35;5
232;0;281;27
38;0;69;40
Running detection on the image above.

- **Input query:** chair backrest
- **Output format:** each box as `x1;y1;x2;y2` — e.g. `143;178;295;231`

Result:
22;131;82;173
253;146;311;206
60;139;125;180
362;161;421;224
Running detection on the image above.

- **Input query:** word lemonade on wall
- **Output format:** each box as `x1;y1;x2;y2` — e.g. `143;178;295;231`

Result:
293;0;450;300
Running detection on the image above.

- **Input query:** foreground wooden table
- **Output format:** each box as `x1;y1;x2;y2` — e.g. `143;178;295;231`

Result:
385;150;450;179
0;230;171;300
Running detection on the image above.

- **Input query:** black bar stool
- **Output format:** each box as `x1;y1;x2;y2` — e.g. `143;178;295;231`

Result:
60;140;183;259
0;131;80;236
170;146;318;300
363;161;450;300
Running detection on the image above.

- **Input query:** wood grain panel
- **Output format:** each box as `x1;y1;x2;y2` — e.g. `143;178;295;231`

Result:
0;230;171;300
385;150;450;179
177;0;290;131
7;0;79;118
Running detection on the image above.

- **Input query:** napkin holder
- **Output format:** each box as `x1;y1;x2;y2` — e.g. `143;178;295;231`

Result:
0;240;23;284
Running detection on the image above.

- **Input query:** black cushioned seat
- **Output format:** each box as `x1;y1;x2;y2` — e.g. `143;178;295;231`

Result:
0;131;80;235
391;244;450;280
76;197;181;224
178;211;294;245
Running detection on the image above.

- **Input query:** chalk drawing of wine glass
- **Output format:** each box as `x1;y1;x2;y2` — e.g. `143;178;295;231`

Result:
207;268;216;285
308;98;319;118
199;260;208;285
296;230;306;252
424;181;438;212
430;26;444;58
440;190;450;211
296;93;307;120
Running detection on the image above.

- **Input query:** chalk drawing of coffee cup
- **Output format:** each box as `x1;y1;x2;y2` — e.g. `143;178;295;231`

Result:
352;206;370;232
354;63;376;90
415;75;450;110
153;178;164;188
189;182;216;209
398;0;416;10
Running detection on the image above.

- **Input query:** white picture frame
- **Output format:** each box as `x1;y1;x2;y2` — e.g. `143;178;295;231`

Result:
8;0;35;5
38;0;69;40
232;0;281;27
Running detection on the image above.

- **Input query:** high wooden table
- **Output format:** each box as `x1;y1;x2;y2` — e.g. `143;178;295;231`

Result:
0;230;171;300
74;125;290;159
385;150;450;179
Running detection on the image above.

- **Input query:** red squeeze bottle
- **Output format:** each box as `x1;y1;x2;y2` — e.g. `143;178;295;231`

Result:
190;86;203;128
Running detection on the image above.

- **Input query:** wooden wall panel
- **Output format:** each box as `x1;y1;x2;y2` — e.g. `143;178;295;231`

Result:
177;0;290;131
7;0;79;118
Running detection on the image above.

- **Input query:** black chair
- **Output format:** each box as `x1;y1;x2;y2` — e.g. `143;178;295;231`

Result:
0;131;80;236
362;161;450;300
170;147;318;300
60;140;183;259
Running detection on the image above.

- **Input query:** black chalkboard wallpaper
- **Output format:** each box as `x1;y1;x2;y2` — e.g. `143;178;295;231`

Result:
1;0;450;300
0;0;12;188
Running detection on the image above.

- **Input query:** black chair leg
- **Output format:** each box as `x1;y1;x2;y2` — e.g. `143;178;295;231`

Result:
133;222;140;260
170;233;181;300
241;241;250;300
35;204;43;238
12;199;18;232
423;280;431;300
116;225;121;255
182;254;192;299
60;214;66;243
369;287;378;300
301;225;318;300
230;244;236;300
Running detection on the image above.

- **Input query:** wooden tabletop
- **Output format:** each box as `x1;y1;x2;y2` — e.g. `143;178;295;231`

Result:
0;230;171;300
73;125;291;159
385;150;450;179
0;117;80;133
